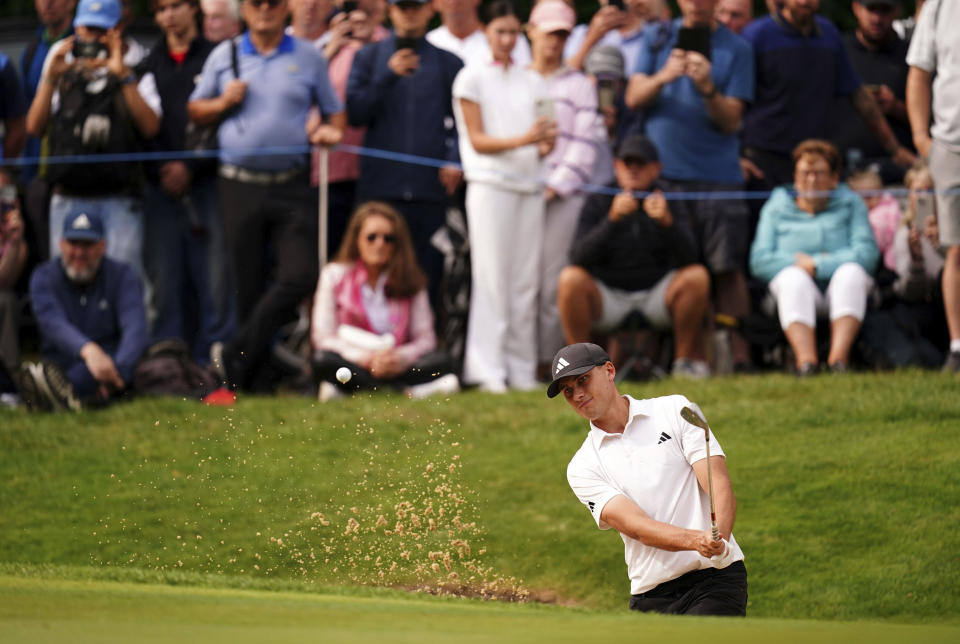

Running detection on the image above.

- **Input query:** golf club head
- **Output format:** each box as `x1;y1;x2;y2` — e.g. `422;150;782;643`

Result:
680;404;710;431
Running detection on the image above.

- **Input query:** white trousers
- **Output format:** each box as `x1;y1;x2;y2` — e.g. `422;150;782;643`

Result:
462;182;544;390
769;263;874;330
538;192;586;363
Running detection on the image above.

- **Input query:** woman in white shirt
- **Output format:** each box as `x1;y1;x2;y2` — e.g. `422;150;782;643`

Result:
453;0;555;393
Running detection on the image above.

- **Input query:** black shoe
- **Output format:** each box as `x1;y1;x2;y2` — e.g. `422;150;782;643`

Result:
943;351;960;373
797;362;819;378
828;362;848;374
42;361;82;411
16;362;52;412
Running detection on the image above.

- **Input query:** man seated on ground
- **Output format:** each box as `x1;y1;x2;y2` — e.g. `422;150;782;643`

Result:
20;209;147;411
556;135;712;379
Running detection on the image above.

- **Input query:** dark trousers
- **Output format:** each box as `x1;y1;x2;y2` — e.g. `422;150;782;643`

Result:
218;174;318;390
313;349;453;393
629;561;748;616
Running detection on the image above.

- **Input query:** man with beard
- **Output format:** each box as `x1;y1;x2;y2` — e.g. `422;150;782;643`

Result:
20;209;147;411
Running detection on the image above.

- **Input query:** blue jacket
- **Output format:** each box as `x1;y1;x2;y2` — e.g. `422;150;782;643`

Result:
749;183;879;286
29;257;148;385
347;34;462;203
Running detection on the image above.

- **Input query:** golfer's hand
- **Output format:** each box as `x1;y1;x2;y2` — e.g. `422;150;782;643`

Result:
710;538;735;569
693;531;725;559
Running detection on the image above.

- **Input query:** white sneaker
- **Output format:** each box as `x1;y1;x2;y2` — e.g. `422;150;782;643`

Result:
318;381;345;403
671;358;711;380
406;373;460;399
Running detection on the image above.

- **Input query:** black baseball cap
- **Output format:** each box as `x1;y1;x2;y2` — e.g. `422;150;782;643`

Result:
616;135;659;164
546;342;612;398
857;0;898;8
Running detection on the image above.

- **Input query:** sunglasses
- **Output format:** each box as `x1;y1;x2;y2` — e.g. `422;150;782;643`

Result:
365;232;397;244
247;0;284;7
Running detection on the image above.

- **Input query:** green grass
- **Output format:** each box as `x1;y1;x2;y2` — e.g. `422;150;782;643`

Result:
1;371;959;630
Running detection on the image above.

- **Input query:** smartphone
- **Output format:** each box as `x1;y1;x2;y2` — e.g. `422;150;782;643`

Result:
676;26;711;61
607;0;625;9
535;97;555;120
342;0;357;12
914;193;935;232
73;39;108;60
395;36;418;50
597;78;617;110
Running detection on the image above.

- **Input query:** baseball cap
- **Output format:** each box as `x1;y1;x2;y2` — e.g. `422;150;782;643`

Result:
63;210;105;242
616;135;660;164
529;0;575;33
584;45;625;79
74;0;122;30
546;343;611;398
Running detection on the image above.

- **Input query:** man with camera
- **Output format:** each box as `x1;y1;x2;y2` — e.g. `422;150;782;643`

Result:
625;0;755;374
347;0;464;306
26;0;161;282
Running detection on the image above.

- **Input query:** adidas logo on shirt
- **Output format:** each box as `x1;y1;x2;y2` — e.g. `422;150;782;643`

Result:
657;432;672;445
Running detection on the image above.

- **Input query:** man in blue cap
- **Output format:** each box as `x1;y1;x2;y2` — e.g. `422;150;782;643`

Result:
25;0;161;281
19;208;147;411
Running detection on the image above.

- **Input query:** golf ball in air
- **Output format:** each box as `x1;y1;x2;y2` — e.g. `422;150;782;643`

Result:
336;367;352;383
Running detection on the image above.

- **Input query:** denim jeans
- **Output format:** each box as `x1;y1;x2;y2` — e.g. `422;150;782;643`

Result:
49;193;145;282
143;177;235;364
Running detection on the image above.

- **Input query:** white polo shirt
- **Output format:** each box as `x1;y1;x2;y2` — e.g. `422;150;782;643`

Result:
906;0;960;151
567;394;745;595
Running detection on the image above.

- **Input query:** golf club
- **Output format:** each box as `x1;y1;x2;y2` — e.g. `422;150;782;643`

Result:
680;405;720;542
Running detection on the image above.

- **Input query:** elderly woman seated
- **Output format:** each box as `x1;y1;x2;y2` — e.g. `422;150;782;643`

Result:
311;201;459;400
749;139;879;375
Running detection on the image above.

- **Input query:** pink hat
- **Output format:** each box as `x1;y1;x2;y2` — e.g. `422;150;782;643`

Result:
529;0;575;33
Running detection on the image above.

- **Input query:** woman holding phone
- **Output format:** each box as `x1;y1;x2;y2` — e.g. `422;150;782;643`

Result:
452;0;555;392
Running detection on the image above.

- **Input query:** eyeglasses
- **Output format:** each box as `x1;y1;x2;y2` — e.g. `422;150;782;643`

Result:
795;168;834;180
365;232;397;244
246;0;284;8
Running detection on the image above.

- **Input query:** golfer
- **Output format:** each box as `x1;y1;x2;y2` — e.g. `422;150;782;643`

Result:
548;342;747;615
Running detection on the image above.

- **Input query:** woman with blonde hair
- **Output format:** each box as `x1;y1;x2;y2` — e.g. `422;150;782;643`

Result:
311;201;458;400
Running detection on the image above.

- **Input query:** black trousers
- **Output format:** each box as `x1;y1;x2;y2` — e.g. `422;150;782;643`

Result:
629;561;748;616
218;174;318;390
313;349;454;393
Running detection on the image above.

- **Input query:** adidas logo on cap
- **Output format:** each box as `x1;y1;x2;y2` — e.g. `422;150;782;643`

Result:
71;213;92;230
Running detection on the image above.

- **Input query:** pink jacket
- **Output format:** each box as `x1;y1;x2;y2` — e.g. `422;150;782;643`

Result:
311;261;436;369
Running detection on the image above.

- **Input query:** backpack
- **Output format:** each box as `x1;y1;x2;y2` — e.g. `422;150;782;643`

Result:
47;68;142;194
133;339;219;400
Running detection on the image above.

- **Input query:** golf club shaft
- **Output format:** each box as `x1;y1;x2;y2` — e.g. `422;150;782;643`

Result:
704;426;720;541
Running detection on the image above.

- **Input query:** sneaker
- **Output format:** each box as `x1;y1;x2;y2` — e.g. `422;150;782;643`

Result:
406;374;461;399
671;358;710;380
41;362;82;411
16;362;52;412
943;351;960;373
797;362;819;378
318;380;345;403
828;362;848;374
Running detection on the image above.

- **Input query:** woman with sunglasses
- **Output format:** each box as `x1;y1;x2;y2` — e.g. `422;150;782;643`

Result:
310;201;459;401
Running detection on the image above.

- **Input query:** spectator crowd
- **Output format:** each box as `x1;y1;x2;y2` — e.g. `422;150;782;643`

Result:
0;0;957;411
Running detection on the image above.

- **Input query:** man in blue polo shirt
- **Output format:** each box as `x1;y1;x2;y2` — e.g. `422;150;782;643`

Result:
625;0;755;373
741;0;914;189
188;0;345;391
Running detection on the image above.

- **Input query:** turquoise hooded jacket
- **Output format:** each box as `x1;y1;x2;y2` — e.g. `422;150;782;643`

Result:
749;183;880;286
